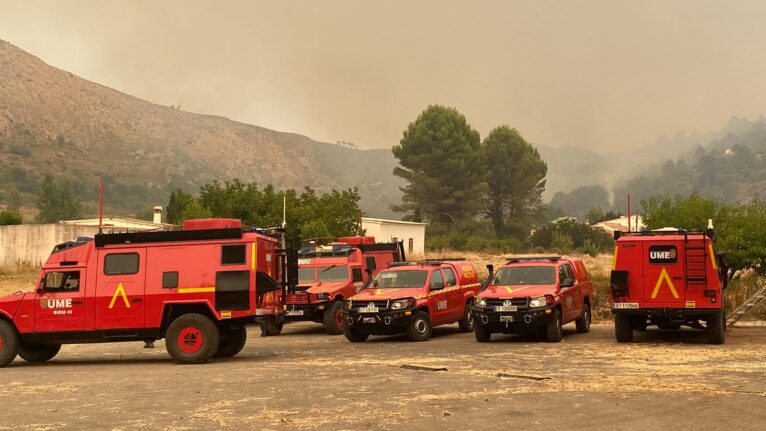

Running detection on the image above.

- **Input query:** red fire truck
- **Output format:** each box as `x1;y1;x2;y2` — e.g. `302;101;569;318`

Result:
610;228;727;344
0;218;293;367
284;237;403;334
340;259;481;342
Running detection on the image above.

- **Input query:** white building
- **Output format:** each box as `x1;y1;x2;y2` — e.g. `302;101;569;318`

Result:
592;215;645;235
361;217;428;256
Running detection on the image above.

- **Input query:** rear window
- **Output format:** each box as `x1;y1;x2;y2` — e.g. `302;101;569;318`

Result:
492;266;555;285
104;253;139;275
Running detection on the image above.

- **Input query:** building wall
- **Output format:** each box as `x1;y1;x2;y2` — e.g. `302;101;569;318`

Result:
0;224;101;267
362;222;426;256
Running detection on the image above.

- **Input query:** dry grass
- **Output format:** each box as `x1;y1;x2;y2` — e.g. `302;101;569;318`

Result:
0;264;39;296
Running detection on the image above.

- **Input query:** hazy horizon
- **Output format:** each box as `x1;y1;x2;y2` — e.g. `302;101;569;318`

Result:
2;1;766;154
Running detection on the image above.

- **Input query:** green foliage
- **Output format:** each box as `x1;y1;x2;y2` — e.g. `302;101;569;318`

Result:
424;221;524;254
531;217;614;254
0;210;23;225
35;174;83;223
392;105;485;223
482;126;547;239
641;193;766;277
168;180;363;242
550;185;610;219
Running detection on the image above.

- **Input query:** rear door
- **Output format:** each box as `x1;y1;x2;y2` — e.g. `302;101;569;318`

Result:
34;269;87;332
643;240;685;305
95;249;147;330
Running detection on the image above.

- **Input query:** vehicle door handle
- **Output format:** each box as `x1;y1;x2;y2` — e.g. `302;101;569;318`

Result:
71;300;83;305
132;298;143;303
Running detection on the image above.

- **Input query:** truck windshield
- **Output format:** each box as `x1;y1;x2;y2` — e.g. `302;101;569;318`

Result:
374;270;428;288
492;266;555;285
298;267;315;284
318;266;348;282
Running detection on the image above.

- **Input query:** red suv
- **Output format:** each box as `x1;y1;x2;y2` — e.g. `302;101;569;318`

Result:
341;260;481;342
472;256;592;342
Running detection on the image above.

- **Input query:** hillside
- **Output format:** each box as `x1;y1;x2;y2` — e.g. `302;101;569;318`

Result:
0;40;402;218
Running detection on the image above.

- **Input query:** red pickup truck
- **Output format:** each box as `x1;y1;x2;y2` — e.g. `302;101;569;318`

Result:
341;260;481;342
472;256;592;342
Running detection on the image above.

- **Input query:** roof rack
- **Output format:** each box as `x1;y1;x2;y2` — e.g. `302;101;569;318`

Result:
388;258;465;268
506;256;561;264
614;229;712;240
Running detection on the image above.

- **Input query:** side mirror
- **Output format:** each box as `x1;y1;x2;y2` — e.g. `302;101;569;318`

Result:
373;279;379;288
36;287;44;295
561;278;575;288
430;281;445;291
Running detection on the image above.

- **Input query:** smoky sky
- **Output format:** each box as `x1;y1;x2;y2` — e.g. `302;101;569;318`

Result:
2;0;766;153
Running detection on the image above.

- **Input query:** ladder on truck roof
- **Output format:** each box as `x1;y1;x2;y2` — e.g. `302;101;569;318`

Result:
727;284;766;327
684;234;708;286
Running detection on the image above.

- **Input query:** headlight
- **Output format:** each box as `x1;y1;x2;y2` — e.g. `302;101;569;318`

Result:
390;298;414;310
315;293;329;301
474;297;487;308
529;296;548;308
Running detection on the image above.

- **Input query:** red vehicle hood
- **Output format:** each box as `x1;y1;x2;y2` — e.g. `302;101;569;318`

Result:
479;285;556;299
304;281;350;294
0;292;26;319
350;287;425;301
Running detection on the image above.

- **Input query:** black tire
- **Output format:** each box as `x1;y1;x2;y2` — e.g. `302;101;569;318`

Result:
0;320;20;367
19;343;61;363
214;326;247;358
474;321;491;342
458;303;474;332
706;310;725;345
260;320;284;336
406;311;432;342
343;325;369;342
575;303;591;334
615;313;634;342
323;301;345;335
165;313;220;364
546;308;563;342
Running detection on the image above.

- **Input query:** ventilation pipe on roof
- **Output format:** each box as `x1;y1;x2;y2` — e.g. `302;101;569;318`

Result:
153;206;163;224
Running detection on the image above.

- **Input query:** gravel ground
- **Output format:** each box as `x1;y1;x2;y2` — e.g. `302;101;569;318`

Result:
0;322;764;430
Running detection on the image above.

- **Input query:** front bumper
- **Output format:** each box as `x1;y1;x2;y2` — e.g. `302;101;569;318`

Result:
471;305;555;333
284;302;331;321
341;308;415;335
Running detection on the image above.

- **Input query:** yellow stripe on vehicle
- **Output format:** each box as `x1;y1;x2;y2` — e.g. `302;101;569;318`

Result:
709;244;717;270
178;287;216;294
612;246;618;269
251;242;257;270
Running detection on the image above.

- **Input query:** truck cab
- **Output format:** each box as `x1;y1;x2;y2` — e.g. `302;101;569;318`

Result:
472;256;593;342
341;260;481;342
285;237;402;335
610;228;727;344
0;218;292;367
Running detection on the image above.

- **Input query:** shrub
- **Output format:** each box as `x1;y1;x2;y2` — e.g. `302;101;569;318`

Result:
0;210;23;225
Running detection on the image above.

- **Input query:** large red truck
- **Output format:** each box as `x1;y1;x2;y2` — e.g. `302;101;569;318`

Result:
285;237;404;334
0;218;293;367
610;228;727;344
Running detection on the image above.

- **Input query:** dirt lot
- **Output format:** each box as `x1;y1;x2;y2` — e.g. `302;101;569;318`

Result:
0;322;764;430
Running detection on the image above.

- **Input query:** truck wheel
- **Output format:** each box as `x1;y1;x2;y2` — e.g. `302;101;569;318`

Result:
706;310;725;345
458;303;474;332
323;301;344;335
165;313;220;364
474;321;491;342
615;313;634;342
214;326;247;358
406;311;432;342
0;320;20;367
19;343;61;363
343;325;369;342
260;320;284;336
546;308;563;342
575;303;591;333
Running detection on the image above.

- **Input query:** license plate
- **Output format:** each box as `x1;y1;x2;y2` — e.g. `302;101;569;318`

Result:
495;305;518;312
359;307;379;313
500;315;514;322
363;317;376;324
613;302;639;309
286;310;304;316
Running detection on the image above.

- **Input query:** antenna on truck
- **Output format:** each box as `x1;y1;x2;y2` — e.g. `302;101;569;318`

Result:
98;178;104;234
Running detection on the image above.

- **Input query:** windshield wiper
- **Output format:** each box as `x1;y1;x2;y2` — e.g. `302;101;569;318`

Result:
320;265;338;273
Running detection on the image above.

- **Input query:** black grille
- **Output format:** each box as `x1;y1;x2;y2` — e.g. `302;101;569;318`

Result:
486;298;529;309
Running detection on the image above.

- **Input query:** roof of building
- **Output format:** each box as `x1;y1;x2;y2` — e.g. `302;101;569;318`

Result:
60;217;173;231
592;216;645;233
361;217;428;226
